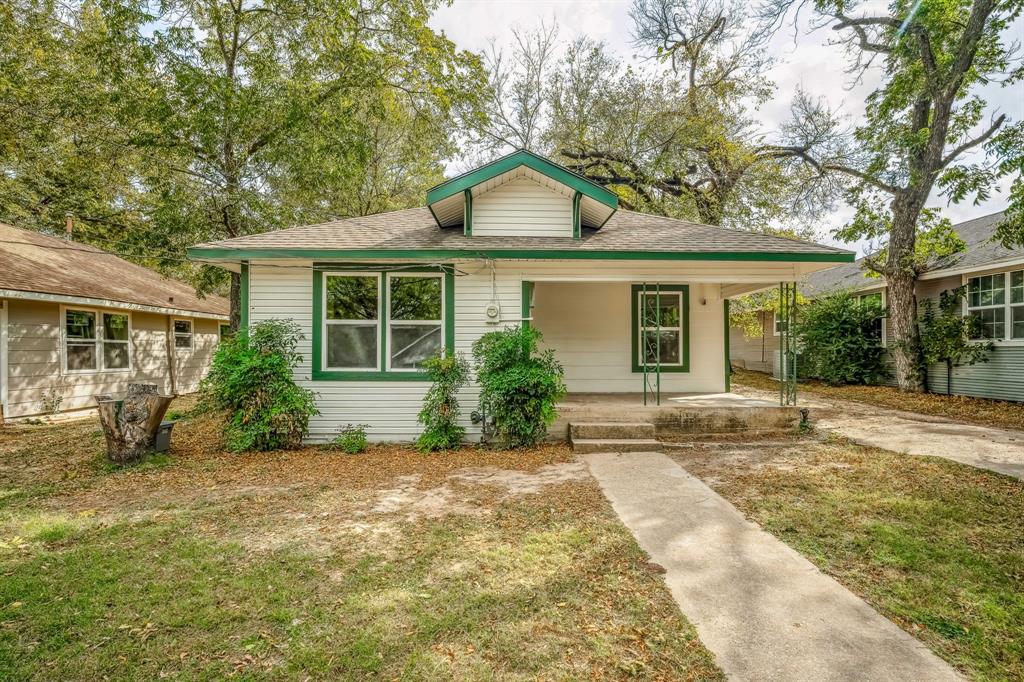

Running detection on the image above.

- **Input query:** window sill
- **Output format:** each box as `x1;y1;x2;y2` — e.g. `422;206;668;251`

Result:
630;365;690;374
312;370;431;382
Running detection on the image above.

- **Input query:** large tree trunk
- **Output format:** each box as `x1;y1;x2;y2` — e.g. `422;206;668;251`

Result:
230;271;241;331
885;195;926;392
95;384;174;465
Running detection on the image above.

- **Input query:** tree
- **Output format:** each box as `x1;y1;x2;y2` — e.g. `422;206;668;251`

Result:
0;0;486;327
762;0;1024;391
473;3;842;234
918;286;992;395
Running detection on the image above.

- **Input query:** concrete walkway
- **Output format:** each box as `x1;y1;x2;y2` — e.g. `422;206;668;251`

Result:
735;384;1024;480
585;451;961;682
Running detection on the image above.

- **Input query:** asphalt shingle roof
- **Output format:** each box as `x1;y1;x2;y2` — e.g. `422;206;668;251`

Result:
191;207;853;257
802;211;1019;296
0;223;228;317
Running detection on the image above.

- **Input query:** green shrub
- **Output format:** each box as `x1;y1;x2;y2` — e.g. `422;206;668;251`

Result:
919;286;993;394
796;290;888;386
199;319;318;452
472;325;566;448
417;352;469;452
329;424;369;454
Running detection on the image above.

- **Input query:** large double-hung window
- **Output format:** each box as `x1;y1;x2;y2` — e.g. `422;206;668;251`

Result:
315;267;453;379
631;284;689;373
967;270;1024;341
63;308;132;373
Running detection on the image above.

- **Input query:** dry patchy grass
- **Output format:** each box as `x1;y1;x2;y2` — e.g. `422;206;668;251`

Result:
0;404;722;681
732;367;1024;431
672;436;1024;681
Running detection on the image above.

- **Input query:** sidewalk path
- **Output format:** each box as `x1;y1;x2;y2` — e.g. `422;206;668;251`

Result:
735;384;1024;480
585;451;962;682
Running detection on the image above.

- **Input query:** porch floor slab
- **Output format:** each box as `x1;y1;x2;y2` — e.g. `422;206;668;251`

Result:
560;392;779;409
585;451;962;682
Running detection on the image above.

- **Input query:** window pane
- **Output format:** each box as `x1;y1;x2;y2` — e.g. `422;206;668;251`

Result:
390;276;442;321
174;319;192;334
103;342;130;369
642;330;681;365
66;310;96;340
971;308;1005;339
390;324;442;369
641;293;681;328
103;313;129;341
67;343;97;370
327;276;378;320
174;334;192;349
327;324;377;368
1012;306;1024;340
1011;271;1023;304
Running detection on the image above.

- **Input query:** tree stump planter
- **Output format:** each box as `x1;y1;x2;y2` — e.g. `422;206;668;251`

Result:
95;384;175;465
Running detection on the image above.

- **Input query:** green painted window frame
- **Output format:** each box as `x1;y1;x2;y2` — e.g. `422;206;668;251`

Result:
312;265;455;381
630;284;690;373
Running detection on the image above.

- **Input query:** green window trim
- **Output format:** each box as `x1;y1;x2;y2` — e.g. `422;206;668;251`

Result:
521;281;534;329
312;265;455;381
630;284;690;373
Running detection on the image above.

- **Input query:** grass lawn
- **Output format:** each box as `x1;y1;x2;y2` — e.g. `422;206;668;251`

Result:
732;366;1024;431
0;402;722;681
671;435;1024;681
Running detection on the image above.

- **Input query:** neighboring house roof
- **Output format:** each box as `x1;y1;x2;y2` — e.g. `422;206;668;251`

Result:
189;206;854;263
802;211;1019;296
0;222;229;319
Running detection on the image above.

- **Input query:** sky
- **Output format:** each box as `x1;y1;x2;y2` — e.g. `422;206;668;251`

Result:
430;0;1024;254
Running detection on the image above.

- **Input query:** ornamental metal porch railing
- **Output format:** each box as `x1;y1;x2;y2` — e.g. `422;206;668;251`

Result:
778;281;798;406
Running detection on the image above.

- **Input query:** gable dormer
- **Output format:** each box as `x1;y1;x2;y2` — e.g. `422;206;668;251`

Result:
426;150;618;238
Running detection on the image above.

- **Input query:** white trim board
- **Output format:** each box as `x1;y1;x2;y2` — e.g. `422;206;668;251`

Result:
0;288;229;321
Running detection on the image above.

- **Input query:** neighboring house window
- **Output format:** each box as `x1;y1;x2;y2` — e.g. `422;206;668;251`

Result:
63;308;132;373
967;270;1024;341
65;309;98;372
631;285;689;373
772;313;788;336
174;319;194;349
858;292;885;345
313;267;454;380
388;274;443;370
102;313;131;370
219;324;232;340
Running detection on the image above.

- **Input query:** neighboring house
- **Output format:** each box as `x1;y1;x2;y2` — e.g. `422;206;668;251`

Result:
0;222;229;419
730;211;1023;402
189;150;853;442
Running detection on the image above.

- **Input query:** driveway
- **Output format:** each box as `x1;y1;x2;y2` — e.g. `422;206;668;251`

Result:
734;385;1024;480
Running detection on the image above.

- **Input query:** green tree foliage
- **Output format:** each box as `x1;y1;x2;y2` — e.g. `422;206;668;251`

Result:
473;4;841;235
200;319;317;452
416;352;470;453
918;287;993;395
761;0;1023;391
0;0;486;325
797;291;889;386
472;326;566;449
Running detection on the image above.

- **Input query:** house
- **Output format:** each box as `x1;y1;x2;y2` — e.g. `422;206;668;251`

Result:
730;211;1023;402
188;150;853;442
0;222;229;420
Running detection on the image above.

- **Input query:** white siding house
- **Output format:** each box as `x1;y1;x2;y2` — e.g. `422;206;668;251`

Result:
192;150;852;442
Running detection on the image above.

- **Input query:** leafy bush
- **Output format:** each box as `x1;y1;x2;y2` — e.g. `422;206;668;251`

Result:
796;291;889;386
919;287;993;394
200;319;318;452
472;326;566;448
417;352;470;452
329;424;369;454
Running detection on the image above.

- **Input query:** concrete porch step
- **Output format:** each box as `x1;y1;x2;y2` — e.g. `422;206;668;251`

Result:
571;438;663;454
570;422;656;440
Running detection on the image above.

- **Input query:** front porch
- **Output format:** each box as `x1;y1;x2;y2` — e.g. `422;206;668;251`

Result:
549;391;803;443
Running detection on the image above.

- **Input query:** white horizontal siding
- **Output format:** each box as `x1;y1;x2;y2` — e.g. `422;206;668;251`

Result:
472;176;573;237
251;258;746;443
